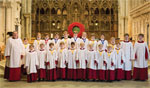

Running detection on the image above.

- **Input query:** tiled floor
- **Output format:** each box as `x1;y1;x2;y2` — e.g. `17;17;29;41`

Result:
0;60;150;88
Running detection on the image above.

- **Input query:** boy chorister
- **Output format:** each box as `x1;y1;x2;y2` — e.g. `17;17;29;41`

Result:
133;34;150;81
76;42;87;80
87;44;97;80
37;43;47;81
96;44;106;81
110;37;116;50
88;33;97;51
67;42;77;80
115;41;125;80
71;32;80;49
22;38;30;74
33;33;43;51
52;33;61;50
57;42;68;79
120;33;134;80
25;45;38;82
80;32;89;49
44;33;51;51
105;45;116;82
62;31;71;49
46;43;57;81
97;34;108;51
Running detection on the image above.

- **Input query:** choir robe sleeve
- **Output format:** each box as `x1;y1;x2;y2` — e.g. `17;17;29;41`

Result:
4;39;11;57
121;50;125;62
145;43;150;60
35;52;39;66
133;43;138;60
54;51;58;61
130;43;134;60
112;52;116;66
94;51;98;64
25;53;29;68
65;49;68;63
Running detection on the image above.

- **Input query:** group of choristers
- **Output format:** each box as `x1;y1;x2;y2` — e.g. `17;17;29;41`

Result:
4;31;150;83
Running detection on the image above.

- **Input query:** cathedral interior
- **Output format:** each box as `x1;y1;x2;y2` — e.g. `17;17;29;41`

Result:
0;0;150;88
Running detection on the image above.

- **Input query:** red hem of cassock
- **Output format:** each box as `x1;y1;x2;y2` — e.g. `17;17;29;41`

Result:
47;69;57;80
106;70;115;81
77;69;86;80
133;67;148;81
38;69;46;79
4;66;21;81
124;70;132;80
21;65;27;75
27;73;38;82
57;68;66;79
87;68;97;80
67;69;77;80
115;69;124;80
97;70;105;80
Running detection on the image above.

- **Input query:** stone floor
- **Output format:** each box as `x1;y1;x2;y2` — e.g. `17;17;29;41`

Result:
0;60;150;88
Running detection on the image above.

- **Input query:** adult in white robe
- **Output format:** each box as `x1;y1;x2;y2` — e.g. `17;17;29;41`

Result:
4;32;24;81
133;41;150;81
121;41;134;80
46;49;57;80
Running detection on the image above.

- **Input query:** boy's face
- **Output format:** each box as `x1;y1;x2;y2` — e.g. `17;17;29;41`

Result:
116;44;120;48
111;39;115;44
82;33;86;38
64;33;68;38
50;45;54;49
37;34;41;39
89;45;93;49
30;46;34;50
91;36;95;40
138;36;143;41
124;35;129;40
108;47;112;52
101;35;105;40
71;44;75;48
80;44;84;48
40;45;44;49
73;34;78;37
60;44;64;48
24;40;28;44
55;34;59;39
98;45;103;50
45;35;49;39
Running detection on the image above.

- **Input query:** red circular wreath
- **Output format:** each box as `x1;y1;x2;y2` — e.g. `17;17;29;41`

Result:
68;22;85;37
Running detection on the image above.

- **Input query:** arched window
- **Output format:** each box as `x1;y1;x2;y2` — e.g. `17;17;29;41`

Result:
51;8;56;14
40;8;44;14
106;8;110;14
95;8;99;14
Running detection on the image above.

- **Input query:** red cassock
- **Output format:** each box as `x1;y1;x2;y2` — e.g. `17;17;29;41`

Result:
133;41;150;81
4;37;24;81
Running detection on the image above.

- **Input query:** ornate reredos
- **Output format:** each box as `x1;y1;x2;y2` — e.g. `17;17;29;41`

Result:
31;0;118;39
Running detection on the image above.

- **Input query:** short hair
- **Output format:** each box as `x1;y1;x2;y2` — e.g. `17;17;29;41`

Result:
71;42;75;45
124;33;129;37
60;41;65;45
49;43;54;46
29;44;34;48
138;33;144;37
101;34;105;36
116;41;121;45
63;31;68;34
98;44;103;47
55;32;59;35
80;42;85;46
40;43;45;46
24;37;28;41
91;33;95;36
45;33;49;36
